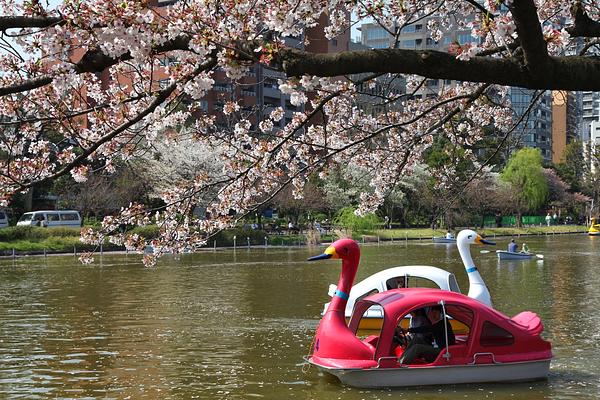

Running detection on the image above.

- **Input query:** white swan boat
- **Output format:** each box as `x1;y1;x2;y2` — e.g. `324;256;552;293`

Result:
323;230;495;330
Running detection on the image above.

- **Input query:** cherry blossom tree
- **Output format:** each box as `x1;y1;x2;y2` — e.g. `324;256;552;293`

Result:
0;0;599;265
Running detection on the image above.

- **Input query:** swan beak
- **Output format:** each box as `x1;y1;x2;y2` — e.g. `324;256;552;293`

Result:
476;235;496;246
308;245;338;261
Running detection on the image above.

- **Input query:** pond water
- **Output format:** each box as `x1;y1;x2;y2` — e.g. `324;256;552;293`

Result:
0;234;599;399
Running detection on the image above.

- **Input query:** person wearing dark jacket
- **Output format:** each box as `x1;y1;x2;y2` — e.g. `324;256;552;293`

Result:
398;305;455;364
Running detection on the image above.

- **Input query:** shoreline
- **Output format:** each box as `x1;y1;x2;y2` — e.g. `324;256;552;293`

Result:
0;226;591;260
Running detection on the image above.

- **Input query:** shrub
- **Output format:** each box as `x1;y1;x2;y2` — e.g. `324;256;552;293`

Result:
209;227;269;247
129;225;161;239
333;207;381;234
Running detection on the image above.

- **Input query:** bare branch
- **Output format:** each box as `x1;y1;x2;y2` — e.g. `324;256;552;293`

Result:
0;15;63;30
507;0;549;79
567;1;600;37
278;47;600;91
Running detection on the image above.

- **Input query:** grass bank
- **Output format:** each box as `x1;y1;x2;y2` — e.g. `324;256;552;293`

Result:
0;224;589;256
373;225;588;241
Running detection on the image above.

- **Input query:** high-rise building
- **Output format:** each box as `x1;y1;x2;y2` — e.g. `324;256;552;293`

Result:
551;91;581;163
358;19;555;163
509;88;553;162
582;91;600;140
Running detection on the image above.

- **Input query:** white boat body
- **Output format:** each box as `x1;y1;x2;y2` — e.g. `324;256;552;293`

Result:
310;358;551;388
432;237;456;243
496;250;534;260
323;266;461;318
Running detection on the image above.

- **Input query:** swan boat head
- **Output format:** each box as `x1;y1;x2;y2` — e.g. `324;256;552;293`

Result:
308;238;374;360
456;229;495;307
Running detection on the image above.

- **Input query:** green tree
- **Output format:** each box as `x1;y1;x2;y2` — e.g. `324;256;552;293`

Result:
500;148;548;227
555;140;585;192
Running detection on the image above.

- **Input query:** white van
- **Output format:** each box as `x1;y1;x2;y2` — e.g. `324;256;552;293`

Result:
0;209;9;228
17;210;82;228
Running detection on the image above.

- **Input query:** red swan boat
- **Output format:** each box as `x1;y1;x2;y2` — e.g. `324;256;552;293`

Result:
306;238;552;388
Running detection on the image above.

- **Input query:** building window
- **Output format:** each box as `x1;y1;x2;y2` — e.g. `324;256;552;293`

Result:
458;33;477;44
366;27;389;40
264;96;280;107
214;82;231;92
401;40;416;49
371;41;390;49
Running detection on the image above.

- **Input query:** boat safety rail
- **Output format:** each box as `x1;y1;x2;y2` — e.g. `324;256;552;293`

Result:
469;352;500;365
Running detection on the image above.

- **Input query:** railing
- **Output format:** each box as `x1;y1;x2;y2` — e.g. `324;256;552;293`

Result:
469;352;499;364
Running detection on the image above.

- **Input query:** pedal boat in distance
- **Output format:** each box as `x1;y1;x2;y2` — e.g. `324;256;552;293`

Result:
496;250;535;260
308;288;552;388
589;217;600;236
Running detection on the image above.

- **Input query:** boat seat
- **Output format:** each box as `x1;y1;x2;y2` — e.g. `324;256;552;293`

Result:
362;335;379;351
511;311;543;335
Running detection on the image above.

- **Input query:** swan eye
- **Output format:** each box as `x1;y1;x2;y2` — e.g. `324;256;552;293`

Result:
468;235;473;239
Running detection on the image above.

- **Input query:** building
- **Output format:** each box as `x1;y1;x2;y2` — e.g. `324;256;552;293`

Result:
551;91;581;163
582;91;600;140
358;19;555;162
509;88;553;162
150;1;350;129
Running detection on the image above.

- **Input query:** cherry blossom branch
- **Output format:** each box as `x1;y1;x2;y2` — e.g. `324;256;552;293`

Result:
0;36;193;97
12;57;217;192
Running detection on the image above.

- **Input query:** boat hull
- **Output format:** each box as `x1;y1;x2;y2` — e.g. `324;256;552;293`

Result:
589;231;600;236
310;358;551;388
497;251;534;260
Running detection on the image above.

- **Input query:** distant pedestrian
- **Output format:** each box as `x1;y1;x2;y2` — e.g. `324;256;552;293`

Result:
545;213;551;227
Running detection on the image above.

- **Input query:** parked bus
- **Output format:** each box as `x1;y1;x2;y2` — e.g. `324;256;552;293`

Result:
17;210;82;228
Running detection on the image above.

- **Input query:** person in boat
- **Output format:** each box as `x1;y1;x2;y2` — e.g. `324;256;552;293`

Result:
387;276;406;290
406;308;432;345
508;239;518;253
521;243;530;253
445;230;454;239
398;305;455;365
393;308;431;346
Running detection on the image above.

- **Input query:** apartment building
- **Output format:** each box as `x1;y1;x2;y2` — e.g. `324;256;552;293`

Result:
154;2;350;128
358;19;556;163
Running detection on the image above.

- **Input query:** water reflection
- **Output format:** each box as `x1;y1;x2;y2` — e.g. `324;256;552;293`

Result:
0;235;598;399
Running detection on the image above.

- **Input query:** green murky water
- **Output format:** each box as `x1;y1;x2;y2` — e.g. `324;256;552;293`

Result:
0;234;599;399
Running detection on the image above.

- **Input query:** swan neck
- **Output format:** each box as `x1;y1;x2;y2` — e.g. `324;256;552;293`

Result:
329;257;358;311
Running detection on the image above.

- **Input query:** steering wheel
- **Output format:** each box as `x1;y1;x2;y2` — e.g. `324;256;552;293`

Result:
393;328;408;347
